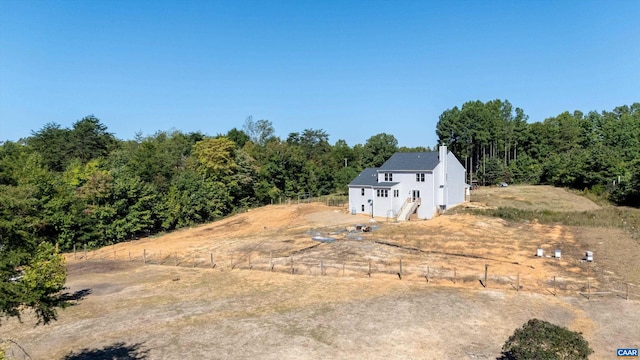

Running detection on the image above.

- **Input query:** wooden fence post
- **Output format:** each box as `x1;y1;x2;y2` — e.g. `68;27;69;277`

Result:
484;264;488;287
399;257;403;278
453;268;456;284
210;253;214;268
113;244;116;260
426;266;430;283
587;278;591;300
73;244;76;260
516;272;520;292
175;252;178;266
342;260;345;276
553;276;556;296
290;257;294;274
143;249;147;264
84;244;87;260
128;251;131;262
627;283;630;301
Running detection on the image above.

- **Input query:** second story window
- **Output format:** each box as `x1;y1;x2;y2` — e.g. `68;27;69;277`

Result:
384;173;393;182
416;173;425;182
361;188;365;196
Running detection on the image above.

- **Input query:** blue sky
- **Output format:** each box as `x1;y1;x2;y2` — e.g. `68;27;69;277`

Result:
1;1;638;148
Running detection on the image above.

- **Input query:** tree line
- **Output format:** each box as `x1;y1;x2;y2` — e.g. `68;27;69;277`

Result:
0;116;416;252
1;102;638;253
437;100;640;205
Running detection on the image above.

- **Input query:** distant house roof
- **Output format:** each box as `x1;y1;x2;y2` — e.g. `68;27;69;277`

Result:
378;152;439;171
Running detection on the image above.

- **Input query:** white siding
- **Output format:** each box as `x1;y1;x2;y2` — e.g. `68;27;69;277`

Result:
348;187;374;216
371;187;394;218
444;151;467;207
417;172;436;219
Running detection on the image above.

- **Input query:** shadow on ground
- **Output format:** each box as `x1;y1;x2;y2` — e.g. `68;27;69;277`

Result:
63;342;147;360
59;289;92;303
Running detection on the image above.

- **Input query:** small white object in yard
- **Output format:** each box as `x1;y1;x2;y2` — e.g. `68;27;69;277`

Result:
536;248;544;257
585;251;593;262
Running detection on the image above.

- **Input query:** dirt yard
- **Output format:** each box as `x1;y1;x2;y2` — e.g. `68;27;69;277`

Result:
1;185;638;359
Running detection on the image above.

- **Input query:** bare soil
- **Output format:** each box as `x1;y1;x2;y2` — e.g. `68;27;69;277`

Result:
2;186;638;360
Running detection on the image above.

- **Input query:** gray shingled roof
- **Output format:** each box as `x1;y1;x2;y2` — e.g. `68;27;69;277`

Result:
378;152;439;171
348;168;379;187
348;167;398;187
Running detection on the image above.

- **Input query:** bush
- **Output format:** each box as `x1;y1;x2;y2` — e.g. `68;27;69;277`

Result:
501;319;593;359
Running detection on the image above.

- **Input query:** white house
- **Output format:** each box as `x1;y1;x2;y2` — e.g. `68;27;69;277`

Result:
348;146;467;220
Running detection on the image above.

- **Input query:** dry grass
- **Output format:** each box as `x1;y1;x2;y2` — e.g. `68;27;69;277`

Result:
2;186;639;359
470;185;601;212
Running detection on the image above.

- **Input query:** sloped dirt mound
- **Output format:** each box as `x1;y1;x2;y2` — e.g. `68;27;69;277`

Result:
80;203;359;260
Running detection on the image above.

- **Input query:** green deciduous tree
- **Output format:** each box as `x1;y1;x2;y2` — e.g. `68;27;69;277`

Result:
161;170;231;230
0;184;67;325
17;242;67;325
192;137;237;179
68;116;117;163
362;133;398;167
28;116;116;172
28;122;71;172
225;128;250;148
243;116;275;146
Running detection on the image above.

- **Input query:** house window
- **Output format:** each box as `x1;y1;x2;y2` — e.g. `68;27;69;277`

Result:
384;173;393;182
376;189;388;197
416;173;425;182
361;188;365;196
393;189;399;197
361;204;365;211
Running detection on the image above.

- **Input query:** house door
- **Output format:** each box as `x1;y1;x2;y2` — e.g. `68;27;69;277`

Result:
412;190;420;202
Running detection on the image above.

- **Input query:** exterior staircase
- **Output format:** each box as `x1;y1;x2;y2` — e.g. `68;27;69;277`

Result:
397;198;420;221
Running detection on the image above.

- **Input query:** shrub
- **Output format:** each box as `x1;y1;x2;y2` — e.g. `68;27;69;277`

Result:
501;319;593;359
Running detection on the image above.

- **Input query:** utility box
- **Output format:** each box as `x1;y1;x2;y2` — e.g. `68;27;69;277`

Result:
585;251;593;262
554;249;561;259
536;248;544;257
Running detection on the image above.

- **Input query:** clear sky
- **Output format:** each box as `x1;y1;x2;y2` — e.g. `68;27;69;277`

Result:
1;1;638;148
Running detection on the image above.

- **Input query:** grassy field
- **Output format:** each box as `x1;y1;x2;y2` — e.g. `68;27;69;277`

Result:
1;185;638;359
469;185;639;238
